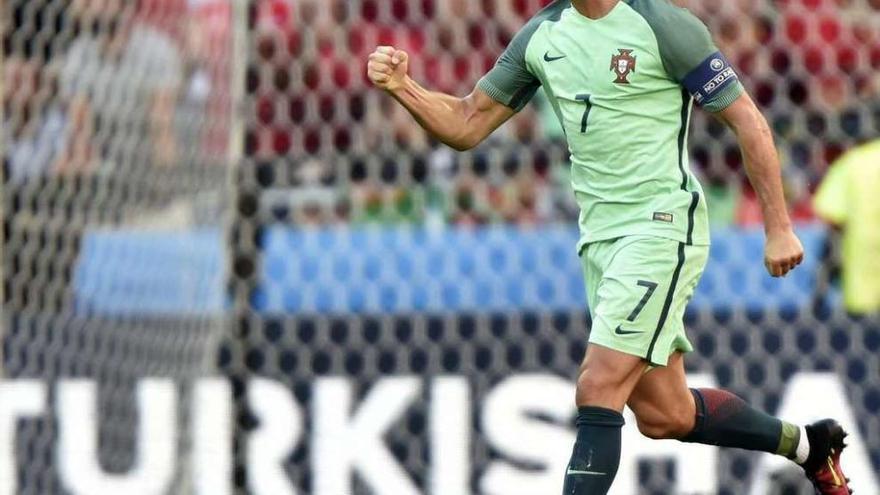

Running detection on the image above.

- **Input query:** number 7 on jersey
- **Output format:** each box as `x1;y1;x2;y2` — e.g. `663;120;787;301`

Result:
576;94;592;134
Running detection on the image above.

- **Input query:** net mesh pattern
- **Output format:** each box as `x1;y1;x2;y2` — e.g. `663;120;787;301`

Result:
2;0;879;494
240;310;880;495
247;0;880;226
233;0;880;494
2;0;235;493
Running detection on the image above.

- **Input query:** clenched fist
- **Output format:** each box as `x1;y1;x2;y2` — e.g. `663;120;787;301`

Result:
367;46;409;92
764;229;805;278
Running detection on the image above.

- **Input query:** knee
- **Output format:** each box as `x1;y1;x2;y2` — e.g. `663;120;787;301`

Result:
634;409;694;440
576;368;626;408
574;348;646;409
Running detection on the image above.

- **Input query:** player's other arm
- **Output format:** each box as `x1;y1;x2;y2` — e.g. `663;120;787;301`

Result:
367;46;516;151
644;3;805;278
715;94;804;278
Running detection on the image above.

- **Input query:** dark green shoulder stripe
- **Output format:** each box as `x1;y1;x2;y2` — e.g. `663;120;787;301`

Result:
499;0;570;78
511;0;570;52
623;0;717;82
478;0;569;111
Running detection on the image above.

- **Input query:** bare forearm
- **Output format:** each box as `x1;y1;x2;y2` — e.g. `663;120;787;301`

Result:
716;95;804;277
368;46;514;151
388;76;477;151
736;116;791;233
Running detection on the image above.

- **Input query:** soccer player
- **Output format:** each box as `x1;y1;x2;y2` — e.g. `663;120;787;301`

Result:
367;0;852;493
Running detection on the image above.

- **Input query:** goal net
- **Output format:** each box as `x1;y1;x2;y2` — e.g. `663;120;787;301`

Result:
233;1;880;494
2;0;240;493
2;1;879;495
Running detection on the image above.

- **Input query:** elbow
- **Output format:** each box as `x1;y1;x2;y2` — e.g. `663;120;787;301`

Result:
726;115;768;146
445;98;486;151
749;110;773;137
445;134;480;152
751;117;775;145
732;105;772;137
448;140;476;152
717;93;771;139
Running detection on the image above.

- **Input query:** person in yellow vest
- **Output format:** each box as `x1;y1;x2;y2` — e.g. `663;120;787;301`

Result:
814;140;880;314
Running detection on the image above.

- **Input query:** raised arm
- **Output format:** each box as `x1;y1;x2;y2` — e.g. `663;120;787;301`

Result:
367;46;515;151
715;93;805;278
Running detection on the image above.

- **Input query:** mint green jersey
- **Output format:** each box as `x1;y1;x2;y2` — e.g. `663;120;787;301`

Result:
478;0;744;251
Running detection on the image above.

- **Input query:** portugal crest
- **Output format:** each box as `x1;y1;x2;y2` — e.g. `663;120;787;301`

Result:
610;49;637;84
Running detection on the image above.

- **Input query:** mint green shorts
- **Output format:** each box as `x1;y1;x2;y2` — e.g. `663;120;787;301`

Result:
580;235;709;367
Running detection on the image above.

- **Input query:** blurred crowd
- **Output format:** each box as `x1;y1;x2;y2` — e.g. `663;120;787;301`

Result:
4;0;880;229
250;0;880;228
3;0;231;184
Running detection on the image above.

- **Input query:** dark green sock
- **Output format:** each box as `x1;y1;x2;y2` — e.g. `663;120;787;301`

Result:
562;407;624;495
681;388;802;460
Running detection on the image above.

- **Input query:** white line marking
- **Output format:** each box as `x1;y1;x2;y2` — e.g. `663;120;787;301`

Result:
566;468;607;476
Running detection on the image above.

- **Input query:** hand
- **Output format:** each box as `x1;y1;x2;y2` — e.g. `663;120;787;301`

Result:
764;229;805;278
367;46;409;92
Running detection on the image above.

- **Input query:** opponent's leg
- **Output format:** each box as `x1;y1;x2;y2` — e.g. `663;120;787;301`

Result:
628;352;853;494
561;344;647;495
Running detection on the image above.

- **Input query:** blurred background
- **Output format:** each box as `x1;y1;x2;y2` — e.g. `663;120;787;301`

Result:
1;0;879;494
